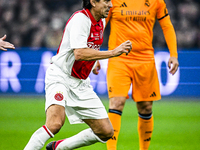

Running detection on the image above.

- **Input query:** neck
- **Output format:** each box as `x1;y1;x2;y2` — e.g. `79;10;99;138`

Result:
90;8;101;22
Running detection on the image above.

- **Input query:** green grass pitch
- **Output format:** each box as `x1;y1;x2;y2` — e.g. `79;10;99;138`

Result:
0;96;200;150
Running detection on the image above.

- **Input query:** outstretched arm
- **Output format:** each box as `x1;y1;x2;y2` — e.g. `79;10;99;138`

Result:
0;35;15;51
73;40;132;61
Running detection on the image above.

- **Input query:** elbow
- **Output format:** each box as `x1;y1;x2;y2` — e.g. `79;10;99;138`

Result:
74;49;84;61
74;48;94;61
74;54;83;61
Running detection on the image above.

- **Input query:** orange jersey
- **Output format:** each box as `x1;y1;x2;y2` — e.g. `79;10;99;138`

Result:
106;0;177;61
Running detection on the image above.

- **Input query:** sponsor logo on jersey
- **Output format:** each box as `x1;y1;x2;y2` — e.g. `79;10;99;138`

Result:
120;2;127;7
87;42;101;50
121;10;150;16
109;87;112;92
121;10;150;22
150;92;156;97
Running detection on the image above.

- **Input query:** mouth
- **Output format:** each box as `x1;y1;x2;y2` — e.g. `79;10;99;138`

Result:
105;9;110;14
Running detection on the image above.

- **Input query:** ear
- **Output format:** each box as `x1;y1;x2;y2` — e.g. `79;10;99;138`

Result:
90;0;96;7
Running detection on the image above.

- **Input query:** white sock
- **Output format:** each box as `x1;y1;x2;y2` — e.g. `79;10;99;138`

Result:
56;128;106;150
24;125;54;150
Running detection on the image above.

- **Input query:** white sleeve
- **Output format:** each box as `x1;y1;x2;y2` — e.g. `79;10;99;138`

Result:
69;13;91;49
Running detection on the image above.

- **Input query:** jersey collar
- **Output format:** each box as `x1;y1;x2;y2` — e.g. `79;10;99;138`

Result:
83;9;102;26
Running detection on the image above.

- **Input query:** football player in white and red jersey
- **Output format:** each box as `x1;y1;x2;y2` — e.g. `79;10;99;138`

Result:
24;0;132;150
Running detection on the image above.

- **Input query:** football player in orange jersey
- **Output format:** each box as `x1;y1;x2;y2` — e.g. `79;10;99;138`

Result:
106;0;179;150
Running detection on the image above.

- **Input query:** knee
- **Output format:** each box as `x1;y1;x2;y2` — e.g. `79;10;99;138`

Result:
95;126;114;141
144;105;152;113
45;105;66;135
105;127;114;140
46;121;63;134
137;101;153;114
109;97;126;111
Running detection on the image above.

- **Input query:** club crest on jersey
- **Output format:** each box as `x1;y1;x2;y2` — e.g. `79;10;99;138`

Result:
54;92;64;101
145;0;150;7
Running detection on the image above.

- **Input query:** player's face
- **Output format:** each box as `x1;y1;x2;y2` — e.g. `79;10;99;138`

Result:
94;0;112;19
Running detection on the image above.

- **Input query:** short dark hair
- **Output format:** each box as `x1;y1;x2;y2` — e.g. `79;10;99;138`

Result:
82;0;100;9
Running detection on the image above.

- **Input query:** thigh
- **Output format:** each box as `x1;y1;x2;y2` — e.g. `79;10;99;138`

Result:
45;82;67;111
107;59;132;98
46;104;66;123
132;62;161;102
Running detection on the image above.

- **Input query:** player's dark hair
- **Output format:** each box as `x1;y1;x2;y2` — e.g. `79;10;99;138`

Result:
82;0;100;9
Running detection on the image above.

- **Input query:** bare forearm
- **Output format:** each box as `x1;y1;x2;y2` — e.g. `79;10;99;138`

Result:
74;48;114;61
74;40;132;61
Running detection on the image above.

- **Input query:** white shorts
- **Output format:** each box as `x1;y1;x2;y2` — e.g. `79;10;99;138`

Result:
45;64;108;124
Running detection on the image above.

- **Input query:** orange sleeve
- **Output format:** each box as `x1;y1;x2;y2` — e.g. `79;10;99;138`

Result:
159;16;177;58
157;0;178;58
156;0;169;20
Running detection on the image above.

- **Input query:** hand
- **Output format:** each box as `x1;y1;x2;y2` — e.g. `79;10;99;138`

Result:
92;60;101;75
168;57;179;75
112;40;132;57
0;35;15;51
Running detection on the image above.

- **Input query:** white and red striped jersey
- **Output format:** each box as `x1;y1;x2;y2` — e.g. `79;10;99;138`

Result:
51;9;106;79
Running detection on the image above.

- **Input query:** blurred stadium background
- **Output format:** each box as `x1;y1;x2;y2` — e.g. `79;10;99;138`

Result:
0;0;200;150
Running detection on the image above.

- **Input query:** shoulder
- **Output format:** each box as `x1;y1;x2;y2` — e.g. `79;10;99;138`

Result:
66;11;92;33
156;0;166;6
70;11;91;24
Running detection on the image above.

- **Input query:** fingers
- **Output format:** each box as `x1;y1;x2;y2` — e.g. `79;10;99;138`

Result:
0;41;15;50
0;35;15;50
168;60;171;69
0;47;7;51
93;67;100;75
124;40;132;55
169;62;179;75
169;63;178;75
1;34;7;40
92;61;101;75
92;69;99;75
126;50;130;55
113;40;132;56
168;57;179;75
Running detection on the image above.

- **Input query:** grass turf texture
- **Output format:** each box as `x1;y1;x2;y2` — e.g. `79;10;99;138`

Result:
0;96;200;150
